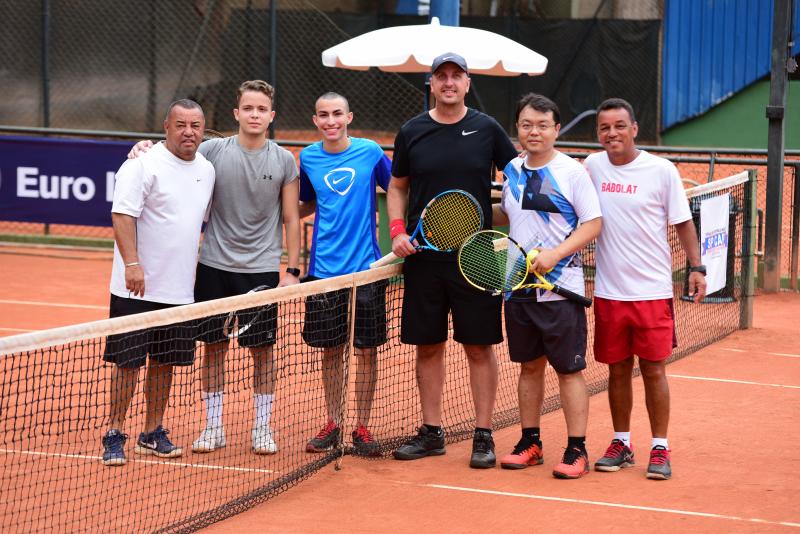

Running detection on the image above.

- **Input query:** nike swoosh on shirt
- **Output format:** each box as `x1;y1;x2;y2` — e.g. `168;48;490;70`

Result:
332;176;348;184
462;130;478;136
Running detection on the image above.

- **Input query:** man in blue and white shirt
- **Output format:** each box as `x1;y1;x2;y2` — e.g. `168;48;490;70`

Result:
299;92;392;457
495;94;601;479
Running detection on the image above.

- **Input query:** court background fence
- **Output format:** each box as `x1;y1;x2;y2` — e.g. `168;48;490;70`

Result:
0;0;798;288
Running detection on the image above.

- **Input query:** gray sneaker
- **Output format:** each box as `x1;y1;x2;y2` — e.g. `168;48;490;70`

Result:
594;439;635;472
646;445;672;480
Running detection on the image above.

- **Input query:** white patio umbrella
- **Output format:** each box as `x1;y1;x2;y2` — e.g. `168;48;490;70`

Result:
321;17;547;77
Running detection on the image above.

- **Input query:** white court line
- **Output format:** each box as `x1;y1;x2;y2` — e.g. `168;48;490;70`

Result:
0;327;36;333
668;374;800;390
0;447;274;474
721;347;800;358
426;484;800;529
0;299;107;310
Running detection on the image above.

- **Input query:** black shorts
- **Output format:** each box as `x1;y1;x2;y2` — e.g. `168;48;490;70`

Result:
301;276;388;349
401;255;503;346
504;298;587;374
103;295;197;369
194;263;279;348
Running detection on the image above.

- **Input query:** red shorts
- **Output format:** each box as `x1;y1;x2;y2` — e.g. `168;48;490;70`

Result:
593;297;677;364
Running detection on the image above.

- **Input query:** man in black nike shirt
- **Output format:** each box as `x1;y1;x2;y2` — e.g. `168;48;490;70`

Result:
387;52;518;469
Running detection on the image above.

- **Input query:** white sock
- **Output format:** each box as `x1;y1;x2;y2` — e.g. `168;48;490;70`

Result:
254;393;274;429
651;437;669;449
202;391;224;429
614;432;631;447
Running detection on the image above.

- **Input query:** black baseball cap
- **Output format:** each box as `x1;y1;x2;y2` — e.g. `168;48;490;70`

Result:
431;53;468;74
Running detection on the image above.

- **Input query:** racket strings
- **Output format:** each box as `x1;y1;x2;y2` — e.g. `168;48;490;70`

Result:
459;231;527;292
422;193;482;250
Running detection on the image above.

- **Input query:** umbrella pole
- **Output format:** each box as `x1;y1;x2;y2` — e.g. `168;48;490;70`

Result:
424;74;431;111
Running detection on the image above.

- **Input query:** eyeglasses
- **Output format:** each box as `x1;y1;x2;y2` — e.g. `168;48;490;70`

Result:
517;122;555;133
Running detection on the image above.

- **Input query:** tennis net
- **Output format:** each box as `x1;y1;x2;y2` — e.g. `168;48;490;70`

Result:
0;171;755;533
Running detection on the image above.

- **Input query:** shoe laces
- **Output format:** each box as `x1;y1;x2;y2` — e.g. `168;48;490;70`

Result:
152;426;171;442
473;431;493;453
353;425;374;443
603;439;626;458
650;446;669;465
562;446;586;465
105;431;128;446
315;420;338;440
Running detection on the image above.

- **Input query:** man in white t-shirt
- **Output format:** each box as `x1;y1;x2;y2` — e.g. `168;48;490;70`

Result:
493;94;602;479
101;99;215;466
584;98;707;480
129;80;301;456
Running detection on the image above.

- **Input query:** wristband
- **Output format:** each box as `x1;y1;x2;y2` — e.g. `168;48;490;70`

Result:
389;219;406;240
125;262;140;268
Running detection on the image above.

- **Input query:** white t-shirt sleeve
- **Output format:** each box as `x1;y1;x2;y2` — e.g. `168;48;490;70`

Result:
665;162;691;225
111;159;149;217
571;166;603;224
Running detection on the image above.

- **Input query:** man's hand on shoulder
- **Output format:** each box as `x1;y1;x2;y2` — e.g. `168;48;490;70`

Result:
278;272;301;288
127;140;155;159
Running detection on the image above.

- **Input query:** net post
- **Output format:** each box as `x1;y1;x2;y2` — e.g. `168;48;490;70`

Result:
790;163;799;290
334;277;358;470
740;169;758;329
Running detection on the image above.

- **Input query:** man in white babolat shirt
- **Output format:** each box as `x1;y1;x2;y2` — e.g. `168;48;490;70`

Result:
101;99;215;467
584;98;707;481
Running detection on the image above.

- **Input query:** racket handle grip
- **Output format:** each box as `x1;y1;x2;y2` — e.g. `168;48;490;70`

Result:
551;285;593;308
370;251;399;269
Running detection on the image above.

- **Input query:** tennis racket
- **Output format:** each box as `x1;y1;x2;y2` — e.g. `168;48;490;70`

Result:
458;230;592;307
370;189;483;268
222;285;271;339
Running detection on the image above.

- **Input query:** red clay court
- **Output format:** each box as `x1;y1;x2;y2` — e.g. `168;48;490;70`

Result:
0;239;798;533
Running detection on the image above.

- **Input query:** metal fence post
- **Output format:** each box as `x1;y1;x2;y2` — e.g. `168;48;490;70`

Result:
741;169;758;329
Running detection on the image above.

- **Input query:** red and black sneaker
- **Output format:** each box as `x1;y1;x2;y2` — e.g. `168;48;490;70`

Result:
352;424;381;457
552;446;589;479
646;445;672;480
306;420;341;453
500;439;543;470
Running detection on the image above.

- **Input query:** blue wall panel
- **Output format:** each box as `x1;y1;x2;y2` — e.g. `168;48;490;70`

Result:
662;0;799;129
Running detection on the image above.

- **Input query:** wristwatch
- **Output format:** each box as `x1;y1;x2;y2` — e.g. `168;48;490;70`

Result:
688;265;707;275
286;267;301;277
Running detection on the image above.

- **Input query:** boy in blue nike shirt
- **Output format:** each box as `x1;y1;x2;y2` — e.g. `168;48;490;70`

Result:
298;92;392;457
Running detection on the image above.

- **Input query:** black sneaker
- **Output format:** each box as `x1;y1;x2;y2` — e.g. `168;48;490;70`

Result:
393;426;446;460
469;429;496;469
306;420;341;452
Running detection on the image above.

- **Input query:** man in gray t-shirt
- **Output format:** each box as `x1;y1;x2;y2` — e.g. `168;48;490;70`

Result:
129;80;300;456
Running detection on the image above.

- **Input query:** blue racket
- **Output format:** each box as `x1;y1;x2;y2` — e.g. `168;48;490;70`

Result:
370;189;483;268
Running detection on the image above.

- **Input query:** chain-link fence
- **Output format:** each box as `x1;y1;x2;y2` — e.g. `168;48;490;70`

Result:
1;0;662;143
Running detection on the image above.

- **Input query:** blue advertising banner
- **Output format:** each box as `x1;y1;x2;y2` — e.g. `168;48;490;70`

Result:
0;135;134;227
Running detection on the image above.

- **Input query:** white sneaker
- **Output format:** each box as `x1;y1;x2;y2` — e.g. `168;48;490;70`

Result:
191;426;226;453
252;425;278;455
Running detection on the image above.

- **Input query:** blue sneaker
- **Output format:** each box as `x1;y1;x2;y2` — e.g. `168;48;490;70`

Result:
134;426;182;458
102;429;127;466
